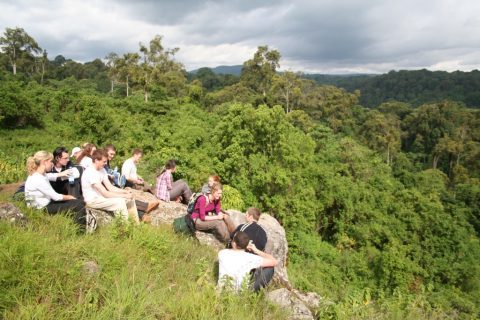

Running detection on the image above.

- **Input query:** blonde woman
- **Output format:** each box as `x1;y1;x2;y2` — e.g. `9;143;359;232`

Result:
25;151;94;231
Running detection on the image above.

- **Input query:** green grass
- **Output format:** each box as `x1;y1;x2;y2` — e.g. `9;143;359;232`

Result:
0;202;287;319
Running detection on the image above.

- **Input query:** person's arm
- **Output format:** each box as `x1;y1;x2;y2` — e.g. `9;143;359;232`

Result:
166;172;172;190
247;243;278;268
215;199;222;214
103;175;130;194
38;175;75;201
93;182;132;199
46;169;72;182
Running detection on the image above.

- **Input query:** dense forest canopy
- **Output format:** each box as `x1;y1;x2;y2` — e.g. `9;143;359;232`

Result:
1;27;479;319
306;69;480;108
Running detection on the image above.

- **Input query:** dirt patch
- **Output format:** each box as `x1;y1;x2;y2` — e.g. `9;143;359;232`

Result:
0;182;23;197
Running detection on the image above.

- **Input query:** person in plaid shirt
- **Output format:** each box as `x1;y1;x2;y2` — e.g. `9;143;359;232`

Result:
155;159;192;203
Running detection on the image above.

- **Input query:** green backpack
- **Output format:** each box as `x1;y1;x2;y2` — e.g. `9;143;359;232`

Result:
173;214;195;235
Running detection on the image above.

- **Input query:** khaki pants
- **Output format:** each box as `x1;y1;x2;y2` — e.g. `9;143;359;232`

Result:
194;215;236;242
86;197;139;223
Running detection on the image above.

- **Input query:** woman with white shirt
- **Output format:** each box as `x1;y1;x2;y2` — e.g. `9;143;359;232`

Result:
25;150;93;231
77;143;97;168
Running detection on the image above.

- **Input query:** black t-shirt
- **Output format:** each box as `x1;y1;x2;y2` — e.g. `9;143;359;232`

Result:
234;222;268;252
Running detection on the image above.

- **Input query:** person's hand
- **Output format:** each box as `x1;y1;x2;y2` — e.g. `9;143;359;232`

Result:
217;212;224;220
58;169;73;178
64;195;76;200
247;241;258;253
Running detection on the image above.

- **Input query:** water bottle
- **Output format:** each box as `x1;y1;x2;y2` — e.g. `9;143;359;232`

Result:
67;168;75;185
68;174;75;185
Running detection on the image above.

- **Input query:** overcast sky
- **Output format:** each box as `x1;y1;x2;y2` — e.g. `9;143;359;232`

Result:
1;0;479;74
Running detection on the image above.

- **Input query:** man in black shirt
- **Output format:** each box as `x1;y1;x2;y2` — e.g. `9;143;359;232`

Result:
49;146;82;198
233;207;274;291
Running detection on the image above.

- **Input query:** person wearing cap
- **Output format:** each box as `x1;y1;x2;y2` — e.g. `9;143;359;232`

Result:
70;147;82;163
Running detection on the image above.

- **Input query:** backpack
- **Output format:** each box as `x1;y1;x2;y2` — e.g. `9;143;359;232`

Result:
173;214;195;235
186;192;206;215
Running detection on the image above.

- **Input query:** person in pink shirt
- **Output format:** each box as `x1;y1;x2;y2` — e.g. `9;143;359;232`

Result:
190;182;235;242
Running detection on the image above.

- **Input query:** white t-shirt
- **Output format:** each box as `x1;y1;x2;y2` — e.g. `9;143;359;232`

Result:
25;172;64;209
79;156;93;169
218;249;263;291
122;158;138;180
81;166;107;202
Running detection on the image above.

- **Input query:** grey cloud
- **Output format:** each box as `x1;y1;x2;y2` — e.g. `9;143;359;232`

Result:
1;0;479;73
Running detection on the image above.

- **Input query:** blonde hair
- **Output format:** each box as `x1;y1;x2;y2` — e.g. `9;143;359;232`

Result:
27;151;53;175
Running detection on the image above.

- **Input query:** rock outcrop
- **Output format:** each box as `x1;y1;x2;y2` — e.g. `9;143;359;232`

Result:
0;202;28;226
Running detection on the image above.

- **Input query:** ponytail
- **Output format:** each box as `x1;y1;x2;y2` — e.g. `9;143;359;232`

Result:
26;151;53;175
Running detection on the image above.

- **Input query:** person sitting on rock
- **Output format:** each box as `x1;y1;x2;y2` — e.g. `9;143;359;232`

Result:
191;182;235;243
81;149;140;223
103;144;124;187
155;159;192;204
24;150;93;231
122;148;153;193
232;207;274;292
77;143;97;168
70;146;82;164
201;175;221;194
218;231;277;292
102;144;158;221
48;146;82;199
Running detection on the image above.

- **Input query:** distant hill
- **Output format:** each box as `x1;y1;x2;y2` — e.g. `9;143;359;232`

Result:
189;65;243;75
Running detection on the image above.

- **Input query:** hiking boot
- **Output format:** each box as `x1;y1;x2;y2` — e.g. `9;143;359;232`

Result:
145;200;160;213
142;214;152;224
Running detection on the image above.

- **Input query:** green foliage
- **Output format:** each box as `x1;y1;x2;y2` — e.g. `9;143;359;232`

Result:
221;185;245;211
0;206;286;319
0;78;43;127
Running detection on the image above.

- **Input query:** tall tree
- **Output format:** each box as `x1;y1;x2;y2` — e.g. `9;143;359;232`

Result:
105;52;120;94
117;52;140;97
241;46;281;99
272;71;302;113
0;27;41;75
138;35;183;102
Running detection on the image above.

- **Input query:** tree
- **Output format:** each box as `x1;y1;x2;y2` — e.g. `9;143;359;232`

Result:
359;110;401;165
272;71;302;113
105;52;120;94
0;27;41;75
138;35;184;102
241;46;280;99
39;49;48;84
116;52;140;97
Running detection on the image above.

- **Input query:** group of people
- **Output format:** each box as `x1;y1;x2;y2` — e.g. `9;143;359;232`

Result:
23;144;278;292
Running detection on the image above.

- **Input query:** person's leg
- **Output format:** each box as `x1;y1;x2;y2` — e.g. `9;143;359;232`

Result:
252;267;275;292
45;199;87;227
126;199;140;224
169;180;192;203
86;197;129;220
222;215;236;233
195;219;230;242
135;199;159;213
